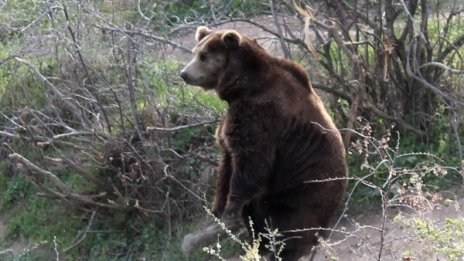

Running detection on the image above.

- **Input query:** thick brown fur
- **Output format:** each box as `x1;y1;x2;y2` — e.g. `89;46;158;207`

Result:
181;28;348;260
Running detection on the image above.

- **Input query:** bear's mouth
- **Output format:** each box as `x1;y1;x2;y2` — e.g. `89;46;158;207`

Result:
181;76;202;87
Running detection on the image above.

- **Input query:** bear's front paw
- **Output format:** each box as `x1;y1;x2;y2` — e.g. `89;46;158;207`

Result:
223;201;242;219
211;206;224;218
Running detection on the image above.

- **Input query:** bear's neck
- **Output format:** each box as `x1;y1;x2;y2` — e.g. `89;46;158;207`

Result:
216;48;269;103
216;72;268;103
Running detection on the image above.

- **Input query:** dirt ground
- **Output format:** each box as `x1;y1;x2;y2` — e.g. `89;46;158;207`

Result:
0;219;26;257
223;191;464;261
313;193;464;261
1;192;463;260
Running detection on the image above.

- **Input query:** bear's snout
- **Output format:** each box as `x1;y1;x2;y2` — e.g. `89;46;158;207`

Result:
180;70;189;83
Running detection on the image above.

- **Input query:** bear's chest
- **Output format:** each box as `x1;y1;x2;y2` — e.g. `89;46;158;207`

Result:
215;117;230;150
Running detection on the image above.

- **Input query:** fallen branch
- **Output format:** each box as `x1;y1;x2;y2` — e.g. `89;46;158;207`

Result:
0;131;19;139
36;131;95;147
146;119;218;132
5;144;132;211
9;152;70;193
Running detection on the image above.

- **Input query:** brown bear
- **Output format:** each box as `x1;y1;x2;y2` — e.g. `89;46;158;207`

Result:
180;26;348;260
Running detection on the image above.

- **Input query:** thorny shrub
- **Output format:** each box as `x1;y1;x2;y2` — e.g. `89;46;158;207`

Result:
313;118;462;259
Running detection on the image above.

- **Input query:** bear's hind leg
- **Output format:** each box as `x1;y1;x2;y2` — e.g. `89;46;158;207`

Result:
264;205;329;260
274;247;310;261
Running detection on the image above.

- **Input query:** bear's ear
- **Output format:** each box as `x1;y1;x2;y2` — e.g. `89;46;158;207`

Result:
222;30;241;49
195;26;213;42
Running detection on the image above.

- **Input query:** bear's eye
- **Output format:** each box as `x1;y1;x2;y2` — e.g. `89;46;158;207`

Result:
199;53;207;62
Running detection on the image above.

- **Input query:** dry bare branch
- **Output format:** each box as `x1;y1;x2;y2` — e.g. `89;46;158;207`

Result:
146;119;218;132
8;152;70;193
420;62;464;74
94;24;192;53
62;210;97;253
14;57;90;127
0;131;20;139
181;217;243;256
269;0;291;58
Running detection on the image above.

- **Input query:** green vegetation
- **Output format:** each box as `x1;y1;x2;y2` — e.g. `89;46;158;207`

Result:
0;0;462;260
395;213;464;260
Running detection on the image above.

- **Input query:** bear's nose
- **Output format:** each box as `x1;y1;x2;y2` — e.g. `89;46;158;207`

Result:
180;71;189;82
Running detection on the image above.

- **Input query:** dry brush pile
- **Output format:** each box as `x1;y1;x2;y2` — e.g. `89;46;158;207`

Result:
0;0;222;235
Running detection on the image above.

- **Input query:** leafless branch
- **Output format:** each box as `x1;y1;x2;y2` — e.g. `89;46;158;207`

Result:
94;24;192;53
0;131;20;139
9;152;70;193
182;216;243;256
420;62;464;74
62;210;97;253
406;37;464;107
269;0;291;58
14;57;90;127
146;119;218;132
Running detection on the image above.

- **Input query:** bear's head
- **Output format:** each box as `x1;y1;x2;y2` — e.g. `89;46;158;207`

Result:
180;26;263;92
